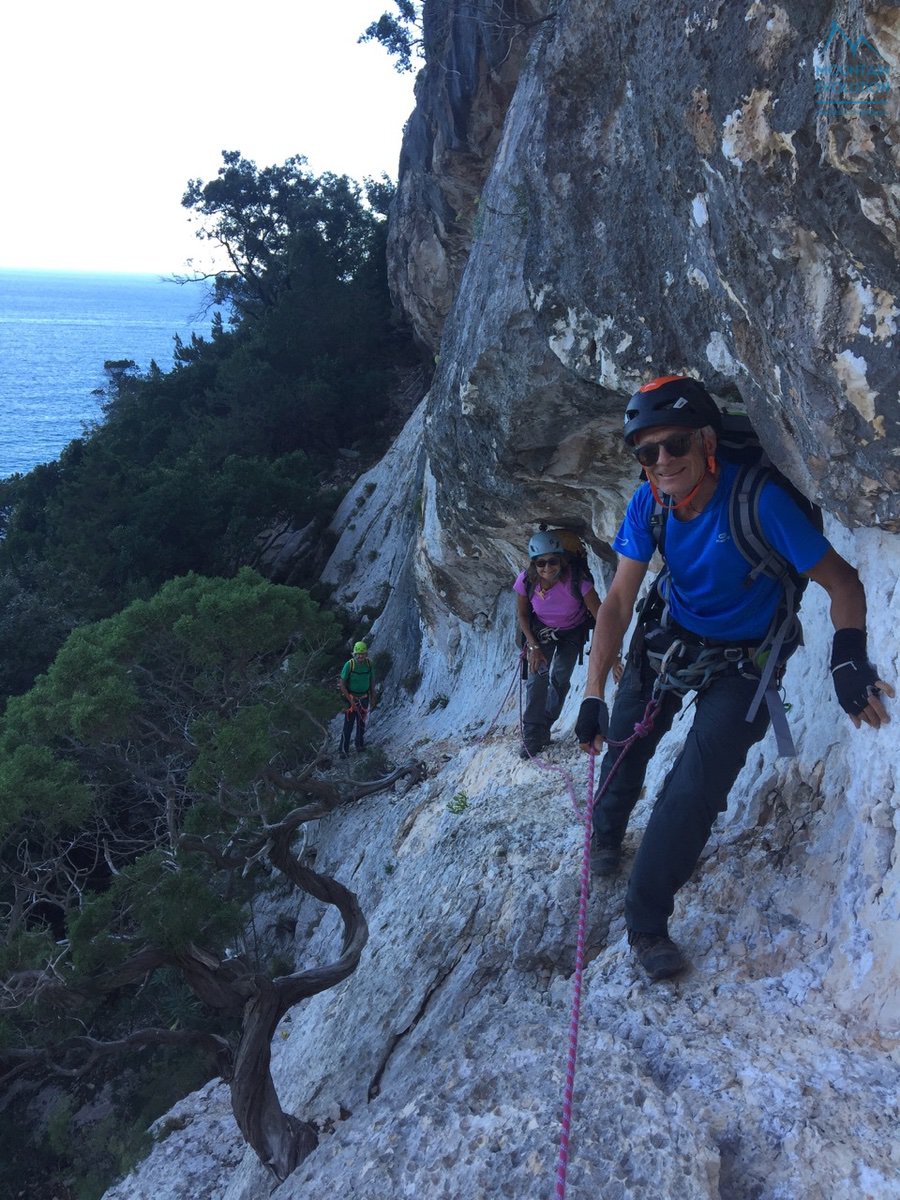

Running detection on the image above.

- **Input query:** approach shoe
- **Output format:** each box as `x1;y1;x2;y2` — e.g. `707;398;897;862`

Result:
590;838;621;877
628;931;686;982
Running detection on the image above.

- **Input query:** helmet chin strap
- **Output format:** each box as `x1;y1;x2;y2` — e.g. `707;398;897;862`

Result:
647;459;718;511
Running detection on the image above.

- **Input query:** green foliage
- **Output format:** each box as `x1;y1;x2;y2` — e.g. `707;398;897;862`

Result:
181;151;387;317
0;570;341;988
359;1;423;73
0;557;99;699
401;668;423;692
0;568;350;1196
447;791;469;815
3;1039;211;1200
0;740;91;836
0;155;419;705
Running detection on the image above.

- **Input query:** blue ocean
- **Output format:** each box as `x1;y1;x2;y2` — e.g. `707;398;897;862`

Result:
0;270;220;479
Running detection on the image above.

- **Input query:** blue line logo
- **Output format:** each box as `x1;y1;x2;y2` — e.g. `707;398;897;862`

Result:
814;21;891;116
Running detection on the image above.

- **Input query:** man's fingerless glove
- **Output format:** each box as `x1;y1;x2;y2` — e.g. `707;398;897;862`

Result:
575;697;609;744
831;628;879;716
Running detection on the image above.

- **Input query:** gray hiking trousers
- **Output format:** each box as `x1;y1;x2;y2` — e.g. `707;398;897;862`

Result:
522;634;582;750
593;650;770;935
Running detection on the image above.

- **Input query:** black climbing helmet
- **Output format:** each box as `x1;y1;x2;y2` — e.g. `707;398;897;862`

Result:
623;375;722;445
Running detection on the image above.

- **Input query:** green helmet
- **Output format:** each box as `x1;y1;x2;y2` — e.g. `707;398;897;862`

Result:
353;641;368;654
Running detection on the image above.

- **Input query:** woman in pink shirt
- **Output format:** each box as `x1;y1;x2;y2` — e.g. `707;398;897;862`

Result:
513;531;600;758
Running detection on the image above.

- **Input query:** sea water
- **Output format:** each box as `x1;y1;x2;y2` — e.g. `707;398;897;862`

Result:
0;269;220;479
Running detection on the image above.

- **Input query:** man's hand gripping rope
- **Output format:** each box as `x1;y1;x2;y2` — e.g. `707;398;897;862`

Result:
574;696;609;754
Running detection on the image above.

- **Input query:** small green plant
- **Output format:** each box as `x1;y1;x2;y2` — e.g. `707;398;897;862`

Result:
384;862;396;875
447;791;469;815
402;668;423;693
427;693;449;713
363;481;377;496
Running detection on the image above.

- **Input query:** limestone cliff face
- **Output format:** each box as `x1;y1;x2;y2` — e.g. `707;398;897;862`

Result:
102;5;900;1199
390;0;900;616
388;0;554;351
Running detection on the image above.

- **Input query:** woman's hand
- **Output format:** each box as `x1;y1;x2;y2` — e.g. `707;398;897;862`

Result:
526;643;548;672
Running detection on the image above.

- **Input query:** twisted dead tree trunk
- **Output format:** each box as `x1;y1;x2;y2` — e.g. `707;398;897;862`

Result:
1;760;427;1183
229;841;368;1180
184;758;427;1180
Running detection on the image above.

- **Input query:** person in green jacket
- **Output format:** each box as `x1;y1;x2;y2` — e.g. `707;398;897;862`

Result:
339;641;374;756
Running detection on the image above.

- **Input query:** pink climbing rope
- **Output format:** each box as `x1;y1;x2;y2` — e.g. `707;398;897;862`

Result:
516;658;583;813
554;748;596;1199
553;698;660;1200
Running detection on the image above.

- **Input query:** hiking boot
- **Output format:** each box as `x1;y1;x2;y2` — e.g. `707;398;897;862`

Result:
519;735;544;759
590;838;621;877
628;931;686;982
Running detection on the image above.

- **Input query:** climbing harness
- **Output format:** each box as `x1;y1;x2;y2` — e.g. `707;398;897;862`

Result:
646;634;747;699
553;699;660;1200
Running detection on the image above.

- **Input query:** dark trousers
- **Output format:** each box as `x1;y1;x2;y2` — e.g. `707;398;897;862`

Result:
593;652;770;935
522;635;582;749
341;696;369;752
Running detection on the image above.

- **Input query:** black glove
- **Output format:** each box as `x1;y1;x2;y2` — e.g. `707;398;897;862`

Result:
575;697;609;744
831;628;880;716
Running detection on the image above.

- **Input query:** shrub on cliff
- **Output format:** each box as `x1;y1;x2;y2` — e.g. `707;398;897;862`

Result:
0;568;423;1187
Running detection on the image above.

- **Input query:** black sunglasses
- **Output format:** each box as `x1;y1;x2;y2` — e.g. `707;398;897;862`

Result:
632;430;698;467
534;556;561;568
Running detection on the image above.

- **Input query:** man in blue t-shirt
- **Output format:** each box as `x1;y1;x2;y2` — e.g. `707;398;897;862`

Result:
576;376;893;982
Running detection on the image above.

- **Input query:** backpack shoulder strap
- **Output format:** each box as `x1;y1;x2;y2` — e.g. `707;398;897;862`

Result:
649;496;668;557
567;562;590;608
729;461;798;587
729;463;806;754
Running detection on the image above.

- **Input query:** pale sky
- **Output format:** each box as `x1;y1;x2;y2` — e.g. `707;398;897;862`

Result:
0;1;417;274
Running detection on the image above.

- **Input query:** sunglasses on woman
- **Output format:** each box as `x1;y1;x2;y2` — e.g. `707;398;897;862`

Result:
534;556;561;569
632;430;698;467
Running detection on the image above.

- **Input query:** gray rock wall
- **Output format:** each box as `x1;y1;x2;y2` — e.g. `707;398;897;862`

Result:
395;0;900;615
389;0;554;350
